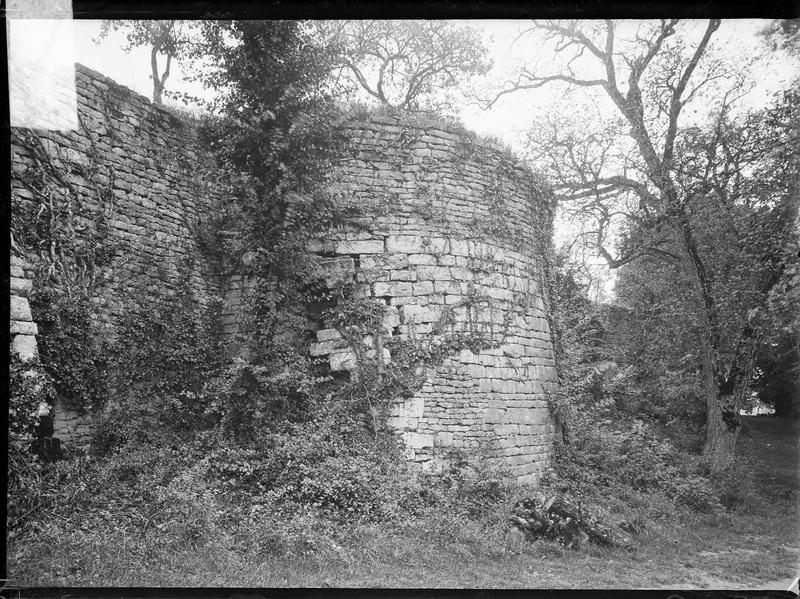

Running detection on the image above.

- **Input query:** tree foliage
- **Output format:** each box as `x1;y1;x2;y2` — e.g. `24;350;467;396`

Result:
502;19;798;469
316;20;491;113
97;20;194;104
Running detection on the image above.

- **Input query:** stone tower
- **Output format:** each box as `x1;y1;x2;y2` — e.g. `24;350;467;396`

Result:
304;114;559;483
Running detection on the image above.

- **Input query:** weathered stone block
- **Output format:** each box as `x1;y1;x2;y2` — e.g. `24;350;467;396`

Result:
10;295;32;322
386;235;423;253
403;431;434;449
316;328;342;342
10;320;38;335
10;276;32;296
408;254;437;265
416;266;451;281
412;281;434;296
390;270;417;281
12;334;38;363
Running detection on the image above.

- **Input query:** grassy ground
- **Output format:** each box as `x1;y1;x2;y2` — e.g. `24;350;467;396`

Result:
8;416;799;589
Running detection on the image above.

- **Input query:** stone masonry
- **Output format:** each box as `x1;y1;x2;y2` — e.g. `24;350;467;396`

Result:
10;64;226;447
10;255;39;365
10;64;223;331
224;115;560;483
11;66;560;479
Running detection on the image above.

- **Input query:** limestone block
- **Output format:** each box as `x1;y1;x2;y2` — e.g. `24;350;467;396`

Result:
386;235;424;253
423;238;448;253
403;431;434;449
412;281;434;296
408;254;437;265
503;343;525;358
316;328;342;342
390;270;417;282
335;239;385;254
10;320;38;335
431;280;454;294
485;407;505;423
12;334;38;363
488;287;514;301
329;349;357;371
401;304;441;324
10;276;33;297
449;267;474;281
464;363;486;378
373;281;413;297
10;265;25;278
435;431;454;446
416;266;451;281
386;254;410;269
10;295;32;322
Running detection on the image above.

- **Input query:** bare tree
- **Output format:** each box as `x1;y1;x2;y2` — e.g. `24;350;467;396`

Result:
493;20;795;471
317;20;491;112
97;20;192;104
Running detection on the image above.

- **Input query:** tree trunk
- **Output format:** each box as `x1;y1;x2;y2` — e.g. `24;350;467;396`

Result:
151;46;164;105
701;323;760;470
702;382;741;471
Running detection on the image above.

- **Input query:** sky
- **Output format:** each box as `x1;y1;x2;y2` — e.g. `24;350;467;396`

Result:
8;17;796;300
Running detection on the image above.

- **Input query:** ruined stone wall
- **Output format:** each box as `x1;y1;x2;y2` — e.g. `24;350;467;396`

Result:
307;116;559;483
10;65;225;447
10;64;223;330
10;66;559;477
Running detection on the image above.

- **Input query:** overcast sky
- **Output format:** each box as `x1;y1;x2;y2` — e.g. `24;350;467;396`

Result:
12;19;791;141
9;18;796;300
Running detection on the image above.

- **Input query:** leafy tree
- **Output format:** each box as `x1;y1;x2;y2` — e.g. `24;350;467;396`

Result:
315;20;491;112
495;20;798;470
97;20;195;104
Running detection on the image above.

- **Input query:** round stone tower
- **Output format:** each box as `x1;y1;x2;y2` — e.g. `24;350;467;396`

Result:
309;114;559;483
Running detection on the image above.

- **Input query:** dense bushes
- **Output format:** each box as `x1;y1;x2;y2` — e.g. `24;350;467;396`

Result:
545;255;731;515
8;356;56;534
29;289;109;413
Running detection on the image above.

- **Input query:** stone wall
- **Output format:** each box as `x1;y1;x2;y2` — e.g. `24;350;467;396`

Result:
10;64;223;330
10;64;226;447
10;256;39;364
11;66;560;479
223;115;559;483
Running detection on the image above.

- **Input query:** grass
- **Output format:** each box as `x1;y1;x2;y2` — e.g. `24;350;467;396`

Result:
8;416;799;589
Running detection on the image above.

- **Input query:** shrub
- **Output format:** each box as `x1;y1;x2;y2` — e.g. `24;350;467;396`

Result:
29;289;108;412
8;356;55;534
